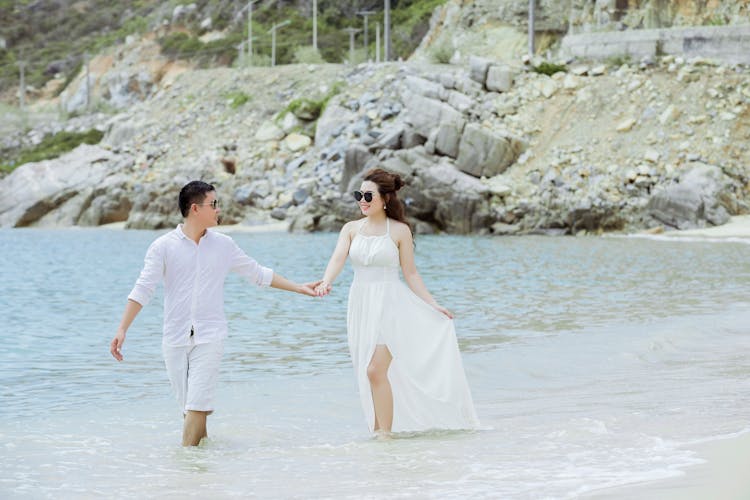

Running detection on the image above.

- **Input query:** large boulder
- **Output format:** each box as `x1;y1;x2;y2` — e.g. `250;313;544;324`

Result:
315;101;357;147
0;144;134;227
342;145;374;192
486;64;514;92
647;163;734;229
469;56;492;86
379;150;492;233
403;93;464;139
434;119;466;159
125;182;183;229
455;123;526;178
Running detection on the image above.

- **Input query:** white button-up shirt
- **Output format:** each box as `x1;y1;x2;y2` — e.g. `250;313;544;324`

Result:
128;225;273;346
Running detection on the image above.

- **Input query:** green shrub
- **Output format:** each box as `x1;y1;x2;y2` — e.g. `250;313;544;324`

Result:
707;15;727;26
225;91;251;109
160;32;204;58
429;39;453;64
292;46;326;64
605;54;631;68
533;61;567;76
280;81;343;122
0;129;104;173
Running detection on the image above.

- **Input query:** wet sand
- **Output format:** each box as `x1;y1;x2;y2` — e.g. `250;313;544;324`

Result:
585;431;750;499
666;215;750;239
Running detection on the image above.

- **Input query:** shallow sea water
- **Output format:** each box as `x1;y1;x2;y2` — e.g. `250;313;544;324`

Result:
1;228;749;499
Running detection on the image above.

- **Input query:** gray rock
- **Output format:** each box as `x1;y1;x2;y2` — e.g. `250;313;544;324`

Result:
270;207;287;220
234;185;255;205
486;65;514;92
404;93;463;138
172;3;197;22
369;126;404;151
0;145;133;227
491;222;521;235
424;128;438;155
292;188;309;205
401;128;427;149
404;75;444;100
379;102;402;120
434;119;466;159
102;116;141;149
456;124;526;178
342;145;373;192
289;213;316;232
647;163;732;229
446;90;474;113
469;56;492;85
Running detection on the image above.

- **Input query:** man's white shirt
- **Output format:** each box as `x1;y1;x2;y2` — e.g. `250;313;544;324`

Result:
128;225;273;346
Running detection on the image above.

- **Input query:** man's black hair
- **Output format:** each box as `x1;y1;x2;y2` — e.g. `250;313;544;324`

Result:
178;181;215;217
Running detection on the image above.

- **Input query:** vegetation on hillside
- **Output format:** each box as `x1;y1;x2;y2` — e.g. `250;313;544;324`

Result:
0;0;446;100
0;129;104;173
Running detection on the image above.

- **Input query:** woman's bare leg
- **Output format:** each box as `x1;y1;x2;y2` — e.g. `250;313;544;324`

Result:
367;345;393;432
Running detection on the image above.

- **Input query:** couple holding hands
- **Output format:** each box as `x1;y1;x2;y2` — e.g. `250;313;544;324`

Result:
110;169;479;446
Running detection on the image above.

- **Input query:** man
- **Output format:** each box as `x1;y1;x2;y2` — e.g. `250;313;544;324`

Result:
110;180;323;446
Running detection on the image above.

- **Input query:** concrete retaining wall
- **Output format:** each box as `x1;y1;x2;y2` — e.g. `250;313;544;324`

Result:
561;25;750;64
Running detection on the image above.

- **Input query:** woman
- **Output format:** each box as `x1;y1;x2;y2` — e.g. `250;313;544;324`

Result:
316;168;479;434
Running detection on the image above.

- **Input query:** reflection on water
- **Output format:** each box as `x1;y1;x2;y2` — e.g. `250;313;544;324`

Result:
1;228;749;498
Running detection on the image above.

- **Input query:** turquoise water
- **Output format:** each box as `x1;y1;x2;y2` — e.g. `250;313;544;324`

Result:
1;228;749;498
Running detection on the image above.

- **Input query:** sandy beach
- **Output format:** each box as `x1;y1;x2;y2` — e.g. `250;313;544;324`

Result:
661;215;750;239
585;431;750;499
587;216;750;498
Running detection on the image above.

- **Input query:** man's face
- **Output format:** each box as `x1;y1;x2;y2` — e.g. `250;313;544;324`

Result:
194;190;220;227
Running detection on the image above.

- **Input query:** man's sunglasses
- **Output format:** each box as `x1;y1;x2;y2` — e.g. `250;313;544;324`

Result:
353;191;374;202
196;199;219;209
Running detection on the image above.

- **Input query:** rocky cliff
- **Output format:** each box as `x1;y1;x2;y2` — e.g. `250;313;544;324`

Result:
1;1;748;235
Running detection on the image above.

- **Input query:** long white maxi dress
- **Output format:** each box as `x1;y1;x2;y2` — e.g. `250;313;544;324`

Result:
347;218;480;432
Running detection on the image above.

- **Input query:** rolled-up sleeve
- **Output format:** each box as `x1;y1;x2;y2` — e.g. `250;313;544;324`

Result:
128;240;165;306
230;241;273;287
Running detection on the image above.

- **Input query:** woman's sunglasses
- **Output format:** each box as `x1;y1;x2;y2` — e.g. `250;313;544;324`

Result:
353;191;374;202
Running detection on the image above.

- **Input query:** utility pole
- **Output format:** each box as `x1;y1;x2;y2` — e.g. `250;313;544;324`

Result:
312;0;318;50
344;28;361;65
358;10;375;61
17;60;26;111
528;0;535;57
384;0;391;62
376;23;380;63
269;20;290;67
246;1;258;66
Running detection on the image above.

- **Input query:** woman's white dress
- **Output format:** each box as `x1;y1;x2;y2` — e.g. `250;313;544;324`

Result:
347;219;480;432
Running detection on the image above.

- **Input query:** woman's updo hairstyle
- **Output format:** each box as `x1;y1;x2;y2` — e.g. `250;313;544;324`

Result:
363;168;410;230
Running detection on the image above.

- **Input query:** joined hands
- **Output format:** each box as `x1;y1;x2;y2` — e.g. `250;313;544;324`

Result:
314;280;332;297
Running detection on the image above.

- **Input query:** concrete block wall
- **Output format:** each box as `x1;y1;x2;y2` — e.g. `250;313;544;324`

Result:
560;25;750;64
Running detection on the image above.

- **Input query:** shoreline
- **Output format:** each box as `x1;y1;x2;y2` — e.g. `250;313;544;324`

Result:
658;215;750;239
80;221;291;233
584;430;750;499
4;215;750;238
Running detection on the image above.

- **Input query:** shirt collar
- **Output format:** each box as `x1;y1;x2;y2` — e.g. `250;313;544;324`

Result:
176;224;210;241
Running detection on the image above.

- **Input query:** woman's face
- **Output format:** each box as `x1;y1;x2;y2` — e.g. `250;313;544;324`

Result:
356;180;384;216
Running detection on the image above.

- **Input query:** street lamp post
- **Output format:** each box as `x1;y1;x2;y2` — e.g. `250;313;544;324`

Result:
246;1;259;65
358;10;375;61
344;27;361;65
384;0;391;61
313;0;318;50
376;22;380;63
269;20;291;67
528;0;535;57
